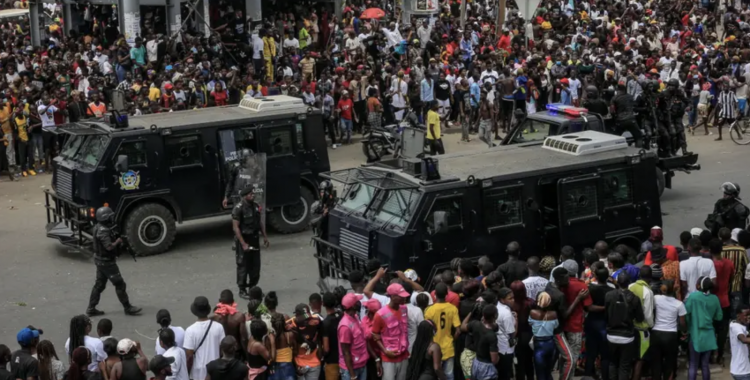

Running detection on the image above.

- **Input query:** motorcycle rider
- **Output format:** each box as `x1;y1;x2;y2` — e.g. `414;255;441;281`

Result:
706;182;750;235
87;207;142;316
665;79;692;155
582;85;609;116
610;79;644;147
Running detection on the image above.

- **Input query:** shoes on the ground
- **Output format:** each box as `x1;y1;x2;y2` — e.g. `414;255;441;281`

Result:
86;308;105;317
124;306;142;315
21;171;27;177
239;290;250;299
28;170;36;176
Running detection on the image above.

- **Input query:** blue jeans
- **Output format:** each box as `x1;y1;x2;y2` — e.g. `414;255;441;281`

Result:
690;96;700;126
733;374;750;380
340;366;366;380
269;362;296;380
340;119;353;144
689;341;710;380
584;318;609;380
533;337;557;380
442;357;454;380
116;65;127;83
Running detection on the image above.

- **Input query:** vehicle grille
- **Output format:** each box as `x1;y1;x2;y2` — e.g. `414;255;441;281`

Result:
339;228;369;260
55;169;73;201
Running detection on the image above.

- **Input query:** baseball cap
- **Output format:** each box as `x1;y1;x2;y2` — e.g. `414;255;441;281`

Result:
341;293;363;310
294;303;311;319
148;355;175;374
117;339;136;355
690;227;703;237
562;259;578;277
164;83;173;90
403;269;418;282
386;283;409;298
364;298;382;312
17;327;41;346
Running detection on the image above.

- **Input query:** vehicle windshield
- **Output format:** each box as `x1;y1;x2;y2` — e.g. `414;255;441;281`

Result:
509;119;555;143
61;135;110;168
338;182;419;228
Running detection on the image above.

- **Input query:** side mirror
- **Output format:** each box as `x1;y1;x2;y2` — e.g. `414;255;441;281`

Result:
432;211;448;234
115;155;129;172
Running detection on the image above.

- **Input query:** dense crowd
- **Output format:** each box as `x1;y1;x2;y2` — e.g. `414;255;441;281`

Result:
6;226;750;380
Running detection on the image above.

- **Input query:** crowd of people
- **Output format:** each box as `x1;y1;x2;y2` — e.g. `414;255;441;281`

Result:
7;225;750;380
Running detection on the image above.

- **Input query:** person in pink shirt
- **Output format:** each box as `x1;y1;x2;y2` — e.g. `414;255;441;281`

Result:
371;284;410;380
338;294;376;380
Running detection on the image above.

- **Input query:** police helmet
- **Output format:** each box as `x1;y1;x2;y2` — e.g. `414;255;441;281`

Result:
95;207;115;224
667;79;679;88
722;182;742;199
240;148;253;158
319;180;333;192
585;85;599;98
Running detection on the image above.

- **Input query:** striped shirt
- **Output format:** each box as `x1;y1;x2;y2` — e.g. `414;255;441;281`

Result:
722;244;749;293
718;90;738;119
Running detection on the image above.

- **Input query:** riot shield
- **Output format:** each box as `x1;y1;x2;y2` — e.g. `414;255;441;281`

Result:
237;153;267;225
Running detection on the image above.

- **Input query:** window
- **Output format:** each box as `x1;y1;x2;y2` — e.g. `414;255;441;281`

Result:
511;120;553;143
600;170;633;207
262;127;293;157
484;187;523;228
295;123;305;150
426;197;463;229
115;140;148;167
233;128;258;155
166;135;203;168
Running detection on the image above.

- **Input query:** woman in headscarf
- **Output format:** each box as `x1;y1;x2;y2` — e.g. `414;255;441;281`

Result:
529;292;558;380
510;281;534;380
685;276;723;380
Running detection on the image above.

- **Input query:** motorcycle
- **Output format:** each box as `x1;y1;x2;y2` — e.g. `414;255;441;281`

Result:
362;109;426;162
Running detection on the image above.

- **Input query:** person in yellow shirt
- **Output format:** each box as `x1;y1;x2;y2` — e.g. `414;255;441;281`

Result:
426;101;445;155
14;107;35;176
262;30;277;80
423;283;460;378
148;81;162;102
0;101;16;179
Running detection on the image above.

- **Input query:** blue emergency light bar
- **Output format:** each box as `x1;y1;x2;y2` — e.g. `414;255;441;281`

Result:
546;103;589;116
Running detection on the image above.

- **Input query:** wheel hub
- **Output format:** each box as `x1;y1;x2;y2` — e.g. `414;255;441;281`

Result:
281;196;309;226
138;216;167;247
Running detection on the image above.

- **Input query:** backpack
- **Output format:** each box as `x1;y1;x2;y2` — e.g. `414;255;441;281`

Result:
607;290;631;329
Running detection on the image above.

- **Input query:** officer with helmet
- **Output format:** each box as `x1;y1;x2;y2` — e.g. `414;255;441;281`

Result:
706;182;750;234
232;186;270;298
610;79;644;147
582;85;609;116
87;207;142;316
665;78;691;156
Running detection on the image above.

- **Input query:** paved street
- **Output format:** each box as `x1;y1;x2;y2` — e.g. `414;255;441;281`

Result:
0;125;747;378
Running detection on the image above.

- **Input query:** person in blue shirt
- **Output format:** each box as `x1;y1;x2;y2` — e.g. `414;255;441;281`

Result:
421;75;435;121
515;71;529;112
470;73;481;128
560;78;572;105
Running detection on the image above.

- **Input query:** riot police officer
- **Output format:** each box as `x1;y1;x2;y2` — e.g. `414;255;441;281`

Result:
665;79;692;156
706;182;750;235
87;207;142;316
223;149;255;209
610;79;644;147
232;186;270;298
582;86;609;116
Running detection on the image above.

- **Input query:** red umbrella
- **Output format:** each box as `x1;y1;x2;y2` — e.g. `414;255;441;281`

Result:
360;8;386;19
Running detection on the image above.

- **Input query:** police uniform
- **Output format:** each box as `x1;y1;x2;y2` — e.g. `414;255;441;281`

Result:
232;194;263;293
611;91;644;147
666;88;690;154
88;221;137;315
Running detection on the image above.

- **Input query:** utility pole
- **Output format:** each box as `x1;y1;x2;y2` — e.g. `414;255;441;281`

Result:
460;0;467;29
497;0;506;38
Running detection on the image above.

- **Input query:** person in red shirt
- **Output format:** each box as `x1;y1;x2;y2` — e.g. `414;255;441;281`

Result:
161;83;176;109
53;89;67;126
497;30;511;52
710;238;734;365
644;226;679;265
337;90;356;144
558;261;593;364
430;270;461;307
211;82;228;106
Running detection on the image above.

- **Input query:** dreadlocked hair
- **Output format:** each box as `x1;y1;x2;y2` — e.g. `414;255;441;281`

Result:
66;347;90;380
68;315;90;359
271;313;288;346
405;321;436;380
37;340;60;380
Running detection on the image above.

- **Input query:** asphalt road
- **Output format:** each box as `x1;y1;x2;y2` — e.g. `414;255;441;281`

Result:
0;125;747;378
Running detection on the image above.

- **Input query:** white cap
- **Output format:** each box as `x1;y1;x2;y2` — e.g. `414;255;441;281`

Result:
404;269;418;282
117;339;136;355
690;227;703;237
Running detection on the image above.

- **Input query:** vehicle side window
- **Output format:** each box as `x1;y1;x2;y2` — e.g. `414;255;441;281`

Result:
426;197;463;228
484;187;523;228
165;135;203;168
295;123;305;150
262;127;294;157
512;120;552;143
233;128;257;155
115;140;148;167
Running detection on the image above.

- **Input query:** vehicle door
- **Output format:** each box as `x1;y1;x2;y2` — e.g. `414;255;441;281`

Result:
556;173;605;249
164;133;219;218
217;126;259;205
481;182;541;258
258;122;301;208
107;136;157;201
420;190;470;262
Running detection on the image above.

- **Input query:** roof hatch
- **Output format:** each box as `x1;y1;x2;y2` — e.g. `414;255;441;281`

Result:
542;131;628;156
238;95;305;112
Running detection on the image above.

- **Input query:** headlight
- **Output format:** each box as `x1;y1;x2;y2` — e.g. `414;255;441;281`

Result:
79;208;87;218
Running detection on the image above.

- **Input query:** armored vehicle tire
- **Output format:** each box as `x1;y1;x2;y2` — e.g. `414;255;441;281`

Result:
269;187;314;234
123;203;177;257
656;168;665;197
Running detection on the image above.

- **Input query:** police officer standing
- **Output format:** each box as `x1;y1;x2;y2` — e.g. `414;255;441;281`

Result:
87;207;142;316
707;182;750;235
611;79;644;147
582;86;609;116
232;186;270;298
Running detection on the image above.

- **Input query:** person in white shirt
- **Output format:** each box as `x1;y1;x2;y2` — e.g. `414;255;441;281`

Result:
680;239;717;295
496;288;517;369
522;256;549;301
159;328;189;380
651;281;686;380
345;31;361;62
38;97;58;130
381;21;403;48
730;307;750;380
155;309;186;355
568;72;582;106
146;36;159;63
184;297;226;380
65;315;108;372
283;35;300;50
417;20;432;49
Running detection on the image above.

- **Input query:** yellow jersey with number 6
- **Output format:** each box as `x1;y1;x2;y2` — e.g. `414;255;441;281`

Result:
424;301;460;359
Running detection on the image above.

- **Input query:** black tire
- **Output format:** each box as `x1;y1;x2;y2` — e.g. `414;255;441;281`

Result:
268;186;315;234
123;203;177;257
655;168;666;197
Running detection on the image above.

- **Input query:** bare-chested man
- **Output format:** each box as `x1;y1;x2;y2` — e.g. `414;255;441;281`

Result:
478;91;495;148
213;289;248;360
499;68;516;134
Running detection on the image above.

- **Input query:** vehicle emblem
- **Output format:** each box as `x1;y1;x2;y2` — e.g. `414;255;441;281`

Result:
116;170;141;191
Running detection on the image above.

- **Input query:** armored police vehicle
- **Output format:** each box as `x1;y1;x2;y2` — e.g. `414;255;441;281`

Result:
503;104;700;196
45;96;330;256
315;131;663;289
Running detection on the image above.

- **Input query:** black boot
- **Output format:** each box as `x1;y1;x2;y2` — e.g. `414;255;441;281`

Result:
124;305;142;315
682;147;693;156
239;289;250;299
86;308;105;317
